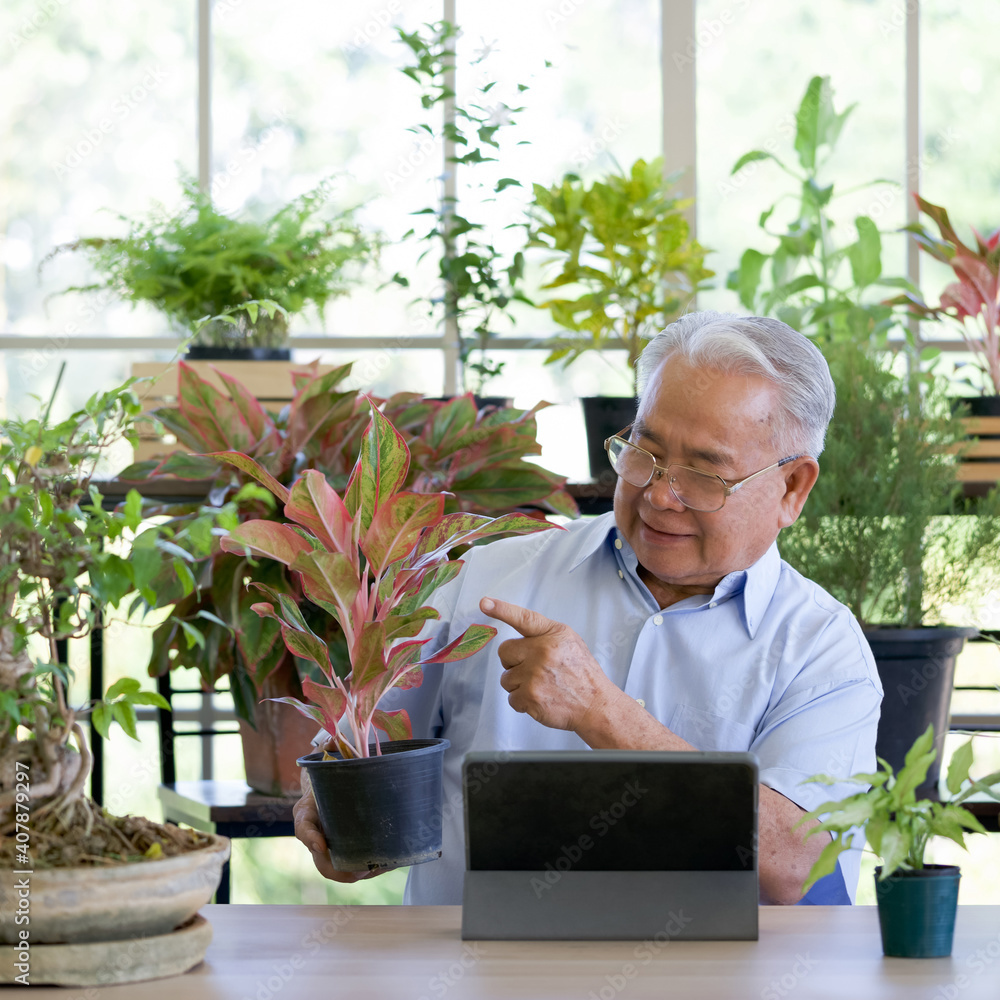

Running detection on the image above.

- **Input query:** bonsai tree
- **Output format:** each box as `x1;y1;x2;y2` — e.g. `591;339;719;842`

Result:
526;156;713;394
217;401;558;756
121;362;577;727
45;177;377;350
0;380;220;863
797;723;1000;890
888;195;1000;397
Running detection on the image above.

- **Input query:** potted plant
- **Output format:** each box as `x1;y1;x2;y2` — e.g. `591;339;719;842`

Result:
217;401;557;870
391;20;530;397
728;74;1000;795
526;156;713;478
0;380;229;986
122;361;577;796
45;176;376;358
797;724;1000;957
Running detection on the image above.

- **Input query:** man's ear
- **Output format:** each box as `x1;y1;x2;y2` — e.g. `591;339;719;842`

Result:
777;458;819;528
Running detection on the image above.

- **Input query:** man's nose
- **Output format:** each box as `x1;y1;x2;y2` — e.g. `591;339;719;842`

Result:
645;470;686;511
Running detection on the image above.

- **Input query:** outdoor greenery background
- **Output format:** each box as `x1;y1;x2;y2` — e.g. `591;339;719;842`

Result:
6;0;1000;904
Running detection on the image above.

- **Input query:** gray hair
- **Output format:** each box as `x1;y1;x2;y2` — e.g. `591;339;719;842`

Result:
635;311;836;457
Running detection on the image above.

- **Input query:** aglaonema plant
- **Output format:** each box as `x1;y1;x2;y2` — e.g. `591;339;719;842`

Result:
123;362;576;726
217;401;557;757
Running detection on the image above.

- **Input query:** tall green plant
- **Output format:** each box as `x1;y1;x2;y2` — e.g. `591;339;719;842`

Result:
728;75;917;349
527;156;713;393
392;21;529;392
728;75;1000;626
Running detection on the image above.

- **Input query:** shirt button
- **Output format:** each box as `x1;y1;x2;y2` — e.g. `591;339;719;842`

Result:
617;570;624;579
636;698;646;708
614;538;622;550
653;614;663;626
709;602;717;609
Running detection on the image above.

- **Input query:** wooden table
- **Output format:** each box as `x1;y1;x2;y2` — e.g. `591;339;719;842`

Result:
21;904;1000;998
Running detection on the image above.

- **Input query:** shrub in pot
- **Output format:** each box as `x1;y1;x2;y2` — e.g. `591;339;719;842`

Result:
728;74;1000;794
121;361;577;795
0;383;229;986
525;156;713;478
218;401;557;869
797;724;1000;957
44;177;377;356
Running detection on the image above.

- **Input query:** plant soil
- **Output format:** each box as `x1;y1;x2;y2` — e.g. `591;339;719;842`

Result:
0;796;212;869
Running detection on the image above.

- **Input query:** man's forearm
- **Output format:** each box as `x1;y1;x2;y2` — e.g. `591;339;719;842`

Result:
576;689;824;904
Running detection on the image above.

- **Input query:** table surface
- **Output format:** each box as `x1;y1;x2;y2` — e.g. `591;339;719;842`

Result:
20;904;1000;999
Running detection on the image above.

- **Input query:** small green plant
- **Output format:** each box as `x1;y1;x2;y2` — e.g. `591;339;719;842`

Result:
527;156;713;394
46;177;376;348
392;21;530;393
219;402;557;757
797;724;1000;891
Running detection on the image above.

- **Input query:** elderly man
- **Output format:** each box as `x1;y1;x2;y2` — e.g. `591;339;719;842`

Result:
294;311;882;905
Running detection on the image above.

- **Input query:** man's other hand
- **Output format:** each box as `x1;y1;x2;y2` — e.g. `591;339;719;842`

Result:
479;596;615;733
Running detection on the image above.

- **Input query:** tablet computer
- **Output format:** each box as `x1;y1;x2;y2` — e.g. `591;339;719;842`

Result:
461;750;758;941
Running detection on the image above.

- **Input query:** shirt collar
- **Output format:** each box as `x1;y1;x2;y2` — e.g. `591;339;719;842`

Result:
567;513;781;639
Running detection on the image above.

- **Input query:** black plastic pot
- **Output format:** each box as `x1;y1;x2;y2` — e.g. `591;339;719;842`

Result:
185;346;291;361
875;865;961;957
581;396;637;482
962;395;1000;418
298;738;450;872
865;627;976;800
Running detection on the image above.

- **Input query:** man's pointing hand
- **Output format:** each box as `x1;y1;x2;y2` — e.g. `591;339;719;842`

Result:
479;597;615;732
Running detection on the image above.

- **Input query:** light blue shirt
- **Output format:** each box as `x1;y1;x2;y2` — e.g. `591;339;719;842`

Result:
374;512;882;905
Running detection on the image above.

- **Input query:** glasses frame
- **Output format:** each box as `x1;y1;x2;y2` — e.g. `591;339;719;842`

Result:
604;425;804;512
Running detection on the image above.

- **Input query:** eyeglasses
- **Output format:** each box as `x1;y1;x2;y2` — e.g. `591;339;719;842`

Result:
604;426;803;512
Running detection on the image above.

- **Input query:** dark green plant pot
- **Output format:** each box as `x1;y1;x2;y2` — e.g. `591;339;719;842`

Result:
875;865;960;958
298;738;450;872
185;346;291;361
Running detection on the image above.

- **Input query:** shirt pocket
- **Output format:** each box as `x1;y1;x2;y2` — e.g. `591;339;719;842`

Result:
668;704;757;753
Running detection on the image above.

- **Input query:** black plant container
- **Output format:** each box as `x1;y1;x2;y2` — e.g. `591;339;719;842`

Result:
866;627;976;799
298;738;450;872
581;396;637;481
185;346;291;361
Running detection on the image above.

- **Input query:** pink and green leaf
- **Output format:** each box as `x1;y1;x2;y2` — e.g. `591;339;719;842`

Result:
284;469;356;560
353;400;411;533
362;491;445;576
267;695;327;730
351;620;387;691
221;519;312;566
213;452;292;506
420;623;497;664
371;708;412;742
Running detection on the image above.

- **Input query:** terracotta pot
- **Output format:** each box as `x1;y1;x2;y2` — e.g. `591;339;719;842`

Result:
239;663;319;797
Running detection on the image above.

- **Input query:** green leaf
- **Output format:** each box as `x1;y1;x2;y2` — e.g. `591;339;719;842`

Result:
90;702;113;740
946;739;975;795
801;834;853;895
123;489;144;531
111;700;139;740
105;677;140;699
847;216;882;288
